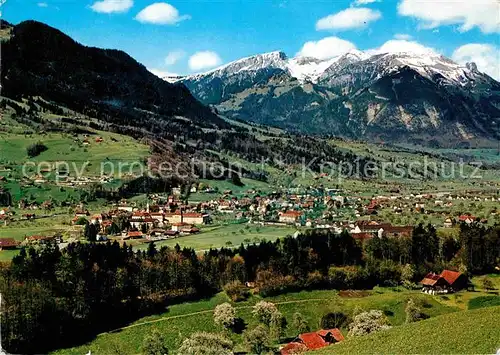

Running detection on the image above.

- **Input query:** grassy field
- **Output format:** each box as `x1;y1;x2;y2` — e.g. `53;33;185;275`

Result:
135;224;297;251
51;288;458;355
0;131;149;176
316;305;500;355
0;225;68;241
0;249;20;261
0;221;76;261
432;274;500;310
0;110;150;205
188;178;272;202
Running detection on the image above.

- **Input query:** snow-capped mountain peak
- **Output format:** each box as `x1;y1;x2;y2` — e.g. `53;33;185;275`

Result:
367;52;482;85
185;51;288;80
180;49;370;83
287;56;338;83
179;47;500;144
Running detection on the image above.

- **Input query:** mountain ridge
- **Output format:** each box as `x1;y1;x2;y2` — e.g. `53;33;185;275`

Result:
1;20;228;135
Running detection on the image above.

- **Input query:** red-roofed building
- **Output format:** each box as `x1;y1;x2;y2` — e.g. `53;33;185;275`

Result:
316;329;345;342
459;215;476;224
440;270;468;290
281;329;344;355
124;231;144;240
297;332;327;350
130;211;157;230
420;269;467;293
420;273;448;289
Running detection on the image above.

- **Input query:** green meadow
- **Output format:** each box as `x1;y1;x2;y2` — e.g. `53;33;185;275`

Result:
52;288;458;355
135;224;297;251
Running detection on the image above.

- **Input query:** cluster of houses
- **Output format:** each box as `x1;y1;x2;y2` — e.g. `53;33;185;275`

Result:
1;184;498;255
68;198;211;242
365;191;498;224
349;220;413;240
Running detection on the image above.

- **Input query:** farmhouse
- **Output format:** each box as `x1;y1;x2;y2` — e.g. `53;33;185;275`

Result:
440;269;468;290
0;238;19;250
279;210;303;224
281;329;344;355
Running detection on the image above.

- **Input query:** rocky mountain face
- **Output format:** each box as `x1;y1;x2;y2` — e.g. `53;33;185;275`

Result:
1;20;228;136
175;49;500;146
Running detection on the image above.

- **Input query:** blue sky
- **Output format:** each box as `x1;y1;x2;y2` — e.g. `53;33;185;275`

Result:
3;0;500;78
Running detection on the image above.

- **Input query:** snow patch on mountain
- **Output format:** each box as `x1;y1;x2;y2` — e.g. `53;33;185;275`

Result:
186;51;288;80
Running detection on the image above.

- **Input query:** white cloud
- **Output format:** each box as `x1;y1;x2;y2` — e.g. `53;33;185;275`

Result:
164;50;186;66
369;39;438;56
135;2;190;25
394;33;412;40
188;51;222;71
316;7;382;31
398;0;500;33
148;68;179;78
37;2;48;7
452;44;500;80
90;0;133;13
297;36;357;60
353;0;380;5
